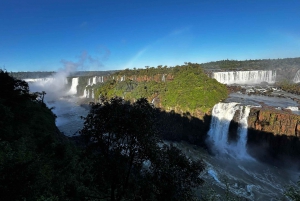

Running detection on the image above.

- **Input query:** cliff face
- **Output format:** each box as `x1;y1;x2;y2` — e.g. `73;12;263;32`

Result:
246;107;300;163
247;107;300;137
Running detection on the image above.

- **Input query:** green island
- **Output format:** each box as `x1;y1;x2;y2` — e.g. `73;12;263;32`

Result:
94;63;228;117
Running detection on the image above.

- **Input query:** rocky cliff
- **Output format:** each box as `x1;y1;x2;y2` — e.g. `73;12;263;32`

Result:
247;107;300;137
245;107;300;164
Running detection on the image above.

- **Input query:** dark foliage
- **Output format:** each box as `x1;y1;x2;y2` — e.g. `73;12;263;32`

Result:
0;70;87;200
80;97;205;201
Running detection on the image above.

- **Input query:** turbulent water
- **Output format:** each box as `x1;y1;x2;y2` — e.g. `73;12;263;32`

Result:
205;90;300;200
212;70;277;85
47;97;89;137
27;76;89;137
173;141;298;201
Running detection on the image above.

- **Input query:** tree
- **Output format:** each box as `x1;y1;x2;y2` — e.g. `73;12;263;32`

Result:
0;70;88;200
80;97;205;200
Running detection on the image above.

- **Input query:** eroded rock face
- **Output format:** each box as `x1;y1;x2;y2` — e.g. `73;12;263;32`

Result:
248;107;300;137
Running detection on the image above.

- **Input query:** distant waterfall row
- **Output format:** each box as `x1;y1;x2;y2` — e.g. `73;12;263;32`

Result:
65;76;106;98
88;76;105;85
82;76;105;98
208;102;251;159
212;70;276;85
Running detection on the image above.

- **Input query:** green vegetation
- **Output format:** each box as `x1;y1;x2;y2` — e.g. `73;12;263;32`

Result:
201;57;300;70
80;97;205;200
276;80;300;95
94;63;228;114
285;178;300;201
0;70;86;200
0;70;206;200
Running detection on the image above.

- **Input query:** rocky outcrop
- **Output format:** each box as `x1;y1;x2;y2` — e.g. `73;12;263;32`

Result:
248;107;300;137
246;107;300;164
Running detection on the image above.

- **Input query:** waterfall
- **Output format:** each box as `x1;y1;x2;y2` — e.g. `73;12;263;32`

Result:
212;70;276;85
82;88;87;98
92;76;97;85
235;106;251;158
24;77;54;83
293;69;300;83
208;102;251;159
208;102;239;151
68;77;79;95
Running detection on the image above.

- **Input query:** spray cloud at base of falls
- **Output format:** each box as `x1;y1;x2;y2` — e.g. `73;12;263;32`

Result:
208;102;252;159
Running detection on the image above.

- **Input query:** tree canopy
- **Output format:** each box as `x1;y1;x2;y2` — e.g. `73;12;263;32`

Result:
80;97;205;201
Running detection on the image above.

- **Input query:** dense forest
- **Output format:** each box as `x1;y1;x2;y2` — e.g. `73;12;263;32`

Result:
200;57;300;70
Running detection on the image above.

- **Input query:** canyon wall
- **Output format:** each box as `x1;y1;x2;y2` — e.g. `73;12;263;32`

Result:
247;107;300;137
246;107;300;163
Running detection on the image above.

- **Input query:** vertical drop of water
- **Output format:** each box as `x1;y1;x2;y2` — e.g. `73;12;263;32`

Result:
208;102;239;152
236;105;251;158
68;77;79;95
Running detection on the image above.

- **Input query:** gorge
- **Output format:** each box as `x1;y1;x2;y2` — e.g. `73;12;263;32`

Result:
13;58;300;200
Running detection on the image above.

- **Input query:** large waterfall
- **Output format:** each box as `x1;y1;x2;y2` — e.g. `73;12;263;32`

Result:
69;77;79;94
212;70;276;85
208;102;251;159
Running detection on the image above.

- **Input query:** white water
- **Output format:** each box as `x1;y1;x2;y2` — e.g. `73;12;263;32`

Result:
212;70;276;85
24;77;55;83
208;102;239;152
208;102;252;159
293;69;300;83
172;141;298;201
235;106;251;158
82;88;87;98
82;76;105;98
68;77;79;95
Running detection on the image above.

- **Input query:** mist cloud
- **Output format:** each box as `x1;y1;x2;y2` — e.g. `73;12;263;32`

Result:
29;50;109;100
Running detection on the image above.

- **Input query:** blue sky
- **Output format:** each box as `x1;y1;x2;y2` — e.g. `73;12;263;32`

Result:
1;0;300;72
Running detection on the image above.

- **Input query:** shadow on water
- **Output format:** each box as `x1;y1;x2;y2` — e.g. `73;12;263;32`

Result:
247;128;300;169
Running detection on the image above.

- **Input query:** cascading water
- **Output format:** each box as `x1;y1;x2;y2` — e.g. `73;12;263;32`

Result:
235;106;251;158
68;77;79;94
293;69;300;83
92;89;94;99
92;76;97;85
82;88;87;98
208;102;239;152
212;70;276;85
208;102;251;159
